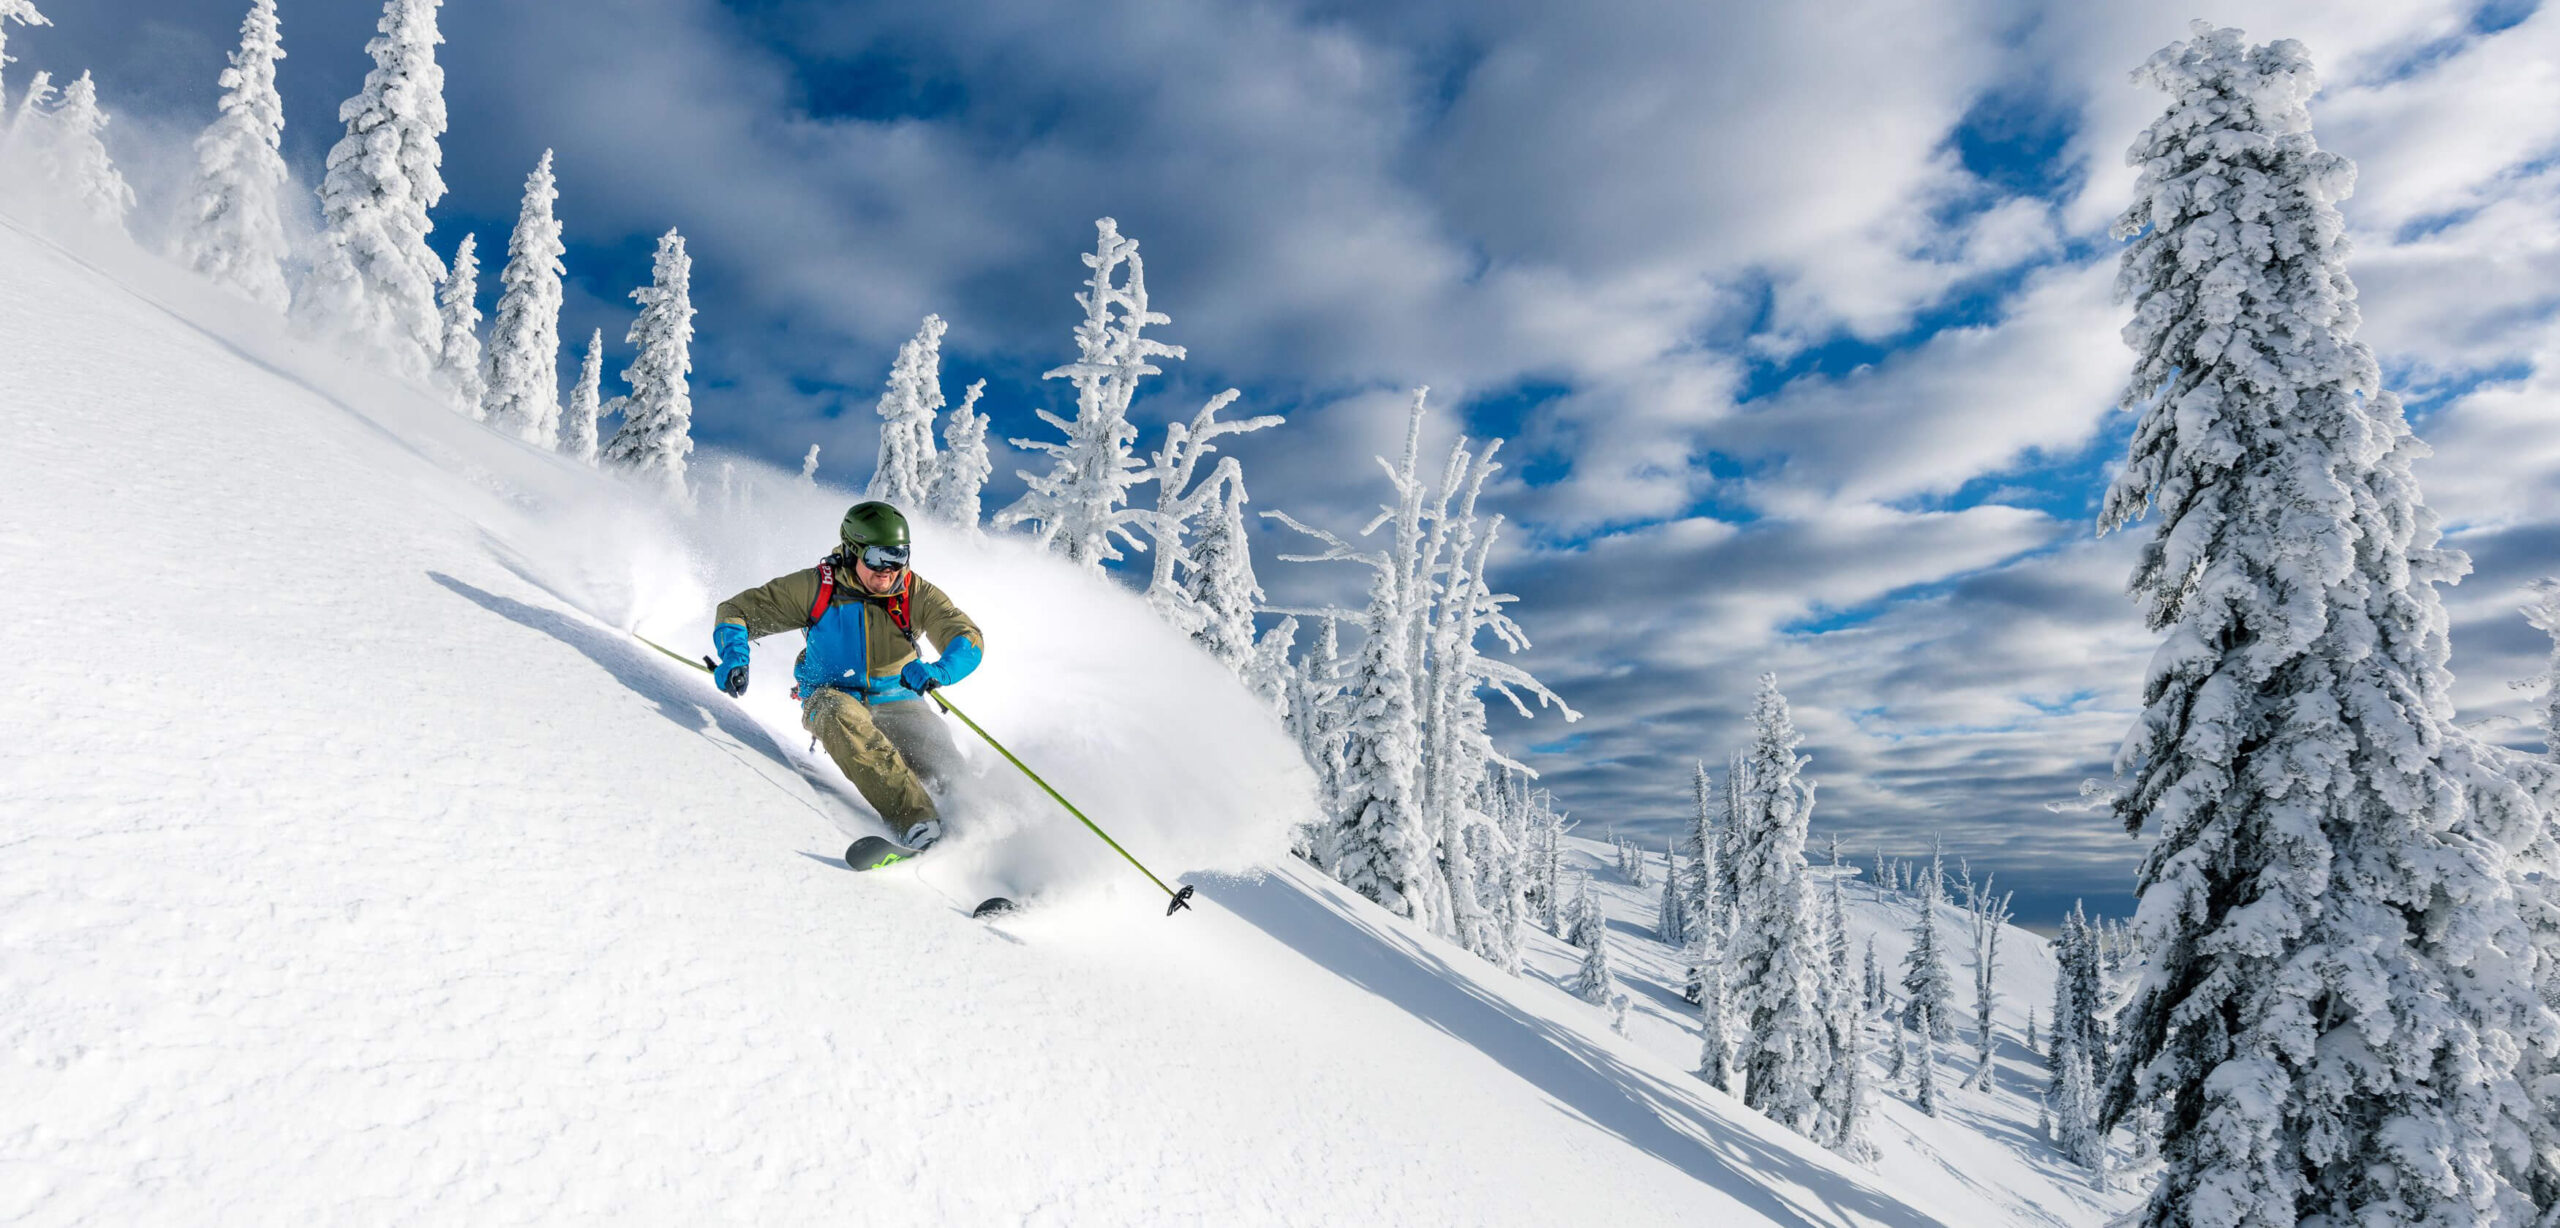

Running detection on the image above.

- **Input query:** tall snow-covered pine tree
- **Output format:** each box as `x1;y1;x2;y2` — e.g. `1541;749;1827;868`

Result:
560;328;604;465
600;229;697;499
1726;673;1829;1136
481;150;566;446
177;0;290;312
2099;25;2553;1225
927;380;991;528
868;314;946;509
433;233;483;416
296;0;448;380
43;73;134;229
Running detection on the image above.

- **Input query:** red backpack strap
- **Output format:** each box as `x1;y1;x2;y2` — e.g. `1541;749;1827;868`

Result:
809;562;838;624
887;572;916;639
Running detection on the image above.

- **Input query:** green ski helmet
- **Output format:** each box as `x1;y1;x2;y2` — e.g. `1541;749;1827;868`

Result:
839;500;913;568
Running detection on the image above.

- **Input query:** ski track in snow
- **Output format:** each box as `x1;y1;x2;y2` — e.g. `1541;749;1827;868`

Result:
0;216;1984;1225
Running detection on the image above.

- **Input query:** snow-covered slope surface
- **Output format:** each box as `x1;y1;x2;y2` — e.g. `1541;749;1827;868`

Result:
0;219;1948;1225
1547;839;2144;1227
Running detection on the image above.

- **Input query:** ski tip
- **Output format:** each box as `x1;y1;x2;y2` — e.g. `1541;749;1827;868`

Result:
971;896;1019;920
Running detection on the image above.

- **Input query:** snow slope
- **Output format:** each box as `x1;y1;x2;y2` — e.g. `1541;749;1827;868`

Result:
1545;840;2145;1227
0;216;1957;1224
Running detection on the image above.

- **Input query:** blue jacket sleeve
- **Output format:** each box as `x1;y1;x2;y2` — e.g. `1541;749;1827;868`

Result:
934;636;982;687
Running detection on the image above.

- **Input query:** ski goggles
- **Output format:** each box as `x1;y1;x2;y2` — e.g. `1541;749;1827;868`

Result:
848;542;911;572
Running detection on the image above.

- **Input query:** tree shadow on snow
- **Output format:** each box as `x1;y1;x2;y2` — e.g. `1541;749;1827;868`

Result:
1215;869;1945;1227
425;570;870;837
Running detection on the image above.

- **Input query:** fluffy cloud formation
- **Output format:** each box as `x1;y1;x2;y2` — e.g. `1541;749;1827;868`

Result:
25;0;2560;920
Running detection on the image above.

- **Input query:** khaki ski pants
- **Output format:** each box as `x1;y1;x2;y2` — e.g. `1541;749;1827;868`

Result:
802;689;966;838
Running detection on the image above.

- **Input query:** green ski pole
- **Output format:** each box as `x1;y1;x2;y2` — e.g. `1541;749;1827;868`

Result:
925;688;1197;917
635;632;716;674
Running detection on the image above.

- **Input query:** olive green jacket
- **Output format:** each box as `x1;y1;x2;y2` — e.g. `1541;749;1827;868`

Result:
715;566;983;680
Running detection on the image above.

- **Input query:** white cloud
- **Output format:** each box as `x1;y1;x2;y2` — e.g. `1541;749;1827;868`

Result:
1723;260;2127;513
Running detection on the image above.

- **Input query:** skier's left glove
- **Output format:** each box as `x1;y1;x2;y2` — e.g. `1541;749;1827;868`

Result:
712;623;751;696
898;636;981;694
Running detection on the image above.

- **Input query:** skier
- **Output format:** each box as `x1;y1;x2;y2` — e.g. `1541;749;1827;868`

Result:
711;501;983;851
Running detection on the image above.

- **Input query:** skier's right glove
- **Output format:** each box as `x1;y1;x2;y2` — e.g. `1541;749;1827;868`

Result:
713;623;751;697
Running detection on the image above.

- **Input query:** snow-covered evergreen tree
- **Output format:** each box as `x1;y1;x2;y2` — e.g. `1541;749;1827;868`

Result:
2517;579;2560;1217
2098;28;2556;1224
1264;391;1570;959
995;218;1179;570
42;73;134;229
480;150;565;447
867;314;946;509
1658;841;1687;945
1698;927;1736;1095
1573;905;1618;1009
1140;388;1282;634
177;0;290;313
1565;871;1602;951
1863;938;1885;1020
7;68;51;150
559;328;603;465
1682;763;1718;947
0;0;46;104
1911;1003;1939;1118
1726;674;1829;1136
2058;902;2110;1071
1328;546;1432;924
433;233;484;416
1471;785;1531;977
1291;617;1351;865
1899;843;1955;1042
1181;469;1262;671
1268;399;1438;927
2025;1005;2038;1056
2050;1026;2105;1174
296;0;448;381
600;230;697;499
926;381;991;529
1241;616;1298;719
1819;910;1876;1162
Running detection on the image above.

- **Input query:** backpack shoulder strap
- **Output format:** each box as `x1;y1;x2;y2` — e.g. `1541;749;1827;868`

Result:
808;561;838;624
886;572;917;640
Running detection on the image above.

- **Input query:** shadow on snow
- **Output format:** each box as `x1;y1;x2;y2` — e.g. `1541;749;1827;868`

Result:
1215;868;1945;1227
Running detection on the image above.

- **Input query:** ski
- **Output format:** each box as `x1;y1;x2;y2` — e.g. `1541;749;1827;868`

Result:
845;835;920;871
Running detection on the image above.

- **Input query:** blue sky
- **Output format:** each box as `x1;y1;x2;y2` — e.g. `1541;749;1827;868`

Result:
19;0;2560;927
